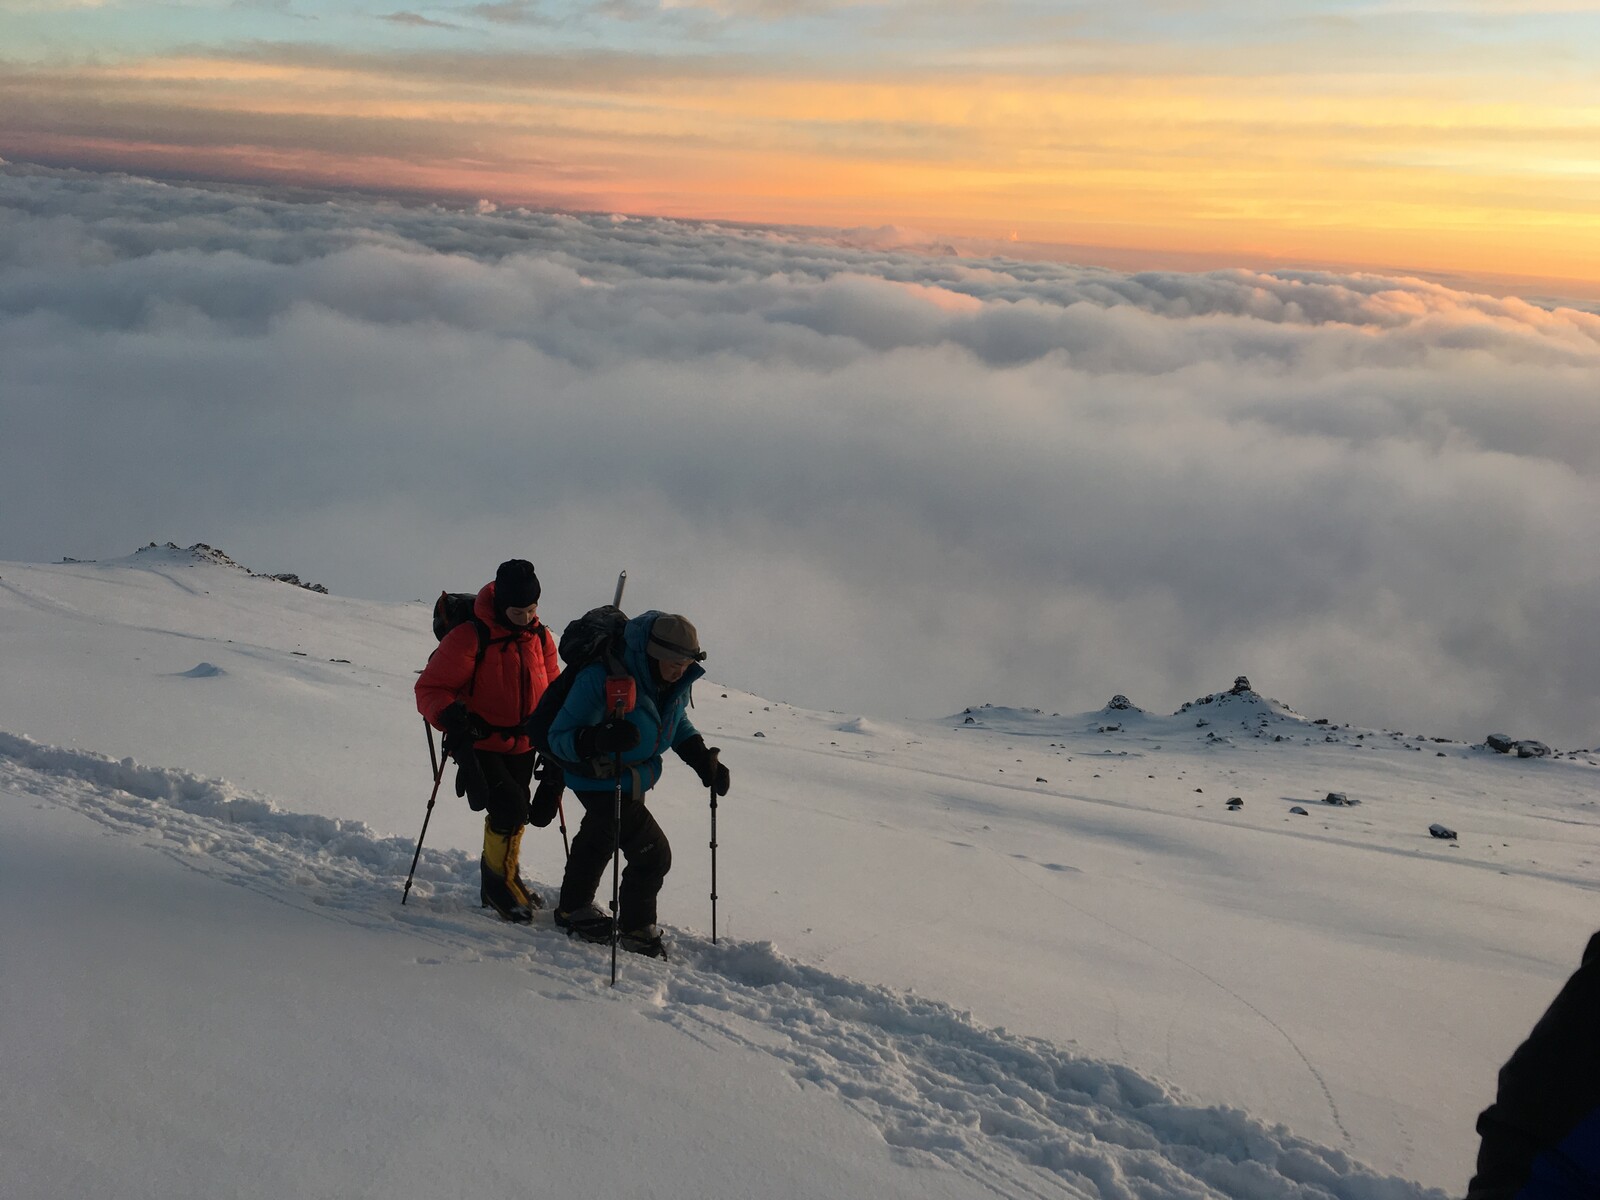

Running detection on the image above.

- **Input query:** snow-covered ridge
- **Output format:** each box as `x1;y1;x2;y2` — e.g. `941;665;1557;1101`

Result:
0;729;1448;1200
61;542;329;593
953;675;1598;760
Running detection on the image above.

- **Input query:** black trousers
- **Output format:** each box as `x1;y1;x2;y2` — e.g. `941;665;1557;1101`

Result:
558;789;672;930
459;749;537;835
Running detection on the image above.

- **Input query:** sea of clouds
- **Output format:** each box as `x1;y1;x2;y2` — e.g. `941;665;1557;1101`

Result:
2;164;1596;745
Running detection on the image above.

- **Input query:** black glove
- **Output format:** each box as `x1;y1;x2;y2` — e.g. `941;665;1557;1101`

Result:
575;718;640;760
440;701;489;746
528;763;565;828
676;734;731;796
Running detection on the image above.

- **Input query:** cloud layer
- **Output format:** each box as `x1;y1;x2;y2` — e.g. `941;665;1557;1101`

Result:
3;165;1597;745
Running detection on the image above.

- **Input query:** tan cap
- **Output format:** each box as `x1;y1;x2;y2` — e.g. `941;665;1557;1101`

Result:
646;613;705;661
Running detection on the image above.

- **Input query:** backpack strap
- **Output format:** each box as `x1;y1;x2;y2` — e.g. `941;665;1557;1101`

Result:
463;619;549;735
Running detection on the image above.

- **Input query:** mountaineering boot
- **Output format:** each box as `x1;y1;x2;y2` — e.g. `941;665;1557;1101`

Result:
480;825;534;924
618;924;668;960
553;903;613;944
502;823;543;911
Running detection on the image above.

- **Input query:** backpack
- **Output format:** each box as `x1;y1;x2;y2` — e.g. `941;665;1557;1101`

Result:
524;605;629;776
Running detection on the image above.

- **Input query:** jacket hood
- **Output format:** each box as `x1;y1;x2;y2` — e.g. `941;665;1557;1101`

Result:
474;582;533;638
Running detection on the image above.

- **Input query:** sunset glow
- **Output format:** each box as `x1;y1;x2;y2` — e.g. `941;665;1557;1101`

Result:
4;1;1599;290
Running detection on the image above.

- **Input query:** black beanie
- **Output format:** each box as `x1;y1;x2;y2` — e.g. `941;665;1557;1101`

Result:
494;559;540;609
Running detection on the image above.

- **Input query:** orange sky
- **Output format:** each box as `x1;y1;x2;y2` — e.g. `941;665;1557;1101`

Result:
4;3;1600;295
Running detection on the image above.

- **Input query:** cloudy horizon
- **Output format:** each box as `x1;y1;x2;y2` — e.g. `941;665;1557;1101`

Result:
3;164;1597;747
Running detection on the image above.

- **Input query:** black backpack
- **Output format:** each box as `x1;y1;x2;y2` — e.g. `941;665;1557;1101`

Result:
524;605;630;776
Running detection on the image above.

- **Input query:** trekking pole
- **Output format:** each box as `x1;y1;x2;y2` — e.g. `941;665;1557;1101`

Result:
610;744;623;986
403;718;448;905
706;748;720;944
557;797;570;860
602;671;637;987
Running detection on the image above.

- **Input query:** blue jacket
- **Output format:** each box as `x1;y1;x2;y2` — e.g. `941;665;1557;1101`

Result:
548;610;704;796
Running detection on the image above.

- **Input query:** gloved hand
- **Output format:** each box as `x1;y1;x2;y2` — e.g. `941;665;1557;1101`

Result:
528;763;565;828
575;718;641;760
675;734;731;796
439;701;489;745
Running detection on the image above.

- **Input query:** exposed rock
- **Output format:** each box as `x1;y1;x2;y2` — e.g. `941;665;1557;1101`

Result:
268;572;329;594
1429;823;1458;840
1289;806;1309;815
1486;733;1553;759
1323;791;1359;806
1105;694;1138;711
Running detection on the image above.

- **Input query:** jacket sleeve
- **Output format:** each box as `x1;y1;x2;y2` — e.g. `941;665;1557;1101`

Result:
547;664;607;764
415;625;479;728
668;705;700;750
1469;931;1600;1200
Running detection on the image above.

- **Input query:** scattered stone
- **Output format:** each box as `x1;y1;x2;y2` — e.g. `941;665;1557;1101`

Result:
1429;823;1458;840
1323;791;1359;806
1516;740;1551;759
1485;733;1516;754
753;731;765;738
1226;797;1243;809
1289;806;1309;815
1035;777;1048;783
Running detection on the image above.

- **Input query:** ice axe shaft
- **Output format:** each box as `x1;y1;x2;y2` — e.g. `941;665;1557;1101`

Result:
607;568;630;987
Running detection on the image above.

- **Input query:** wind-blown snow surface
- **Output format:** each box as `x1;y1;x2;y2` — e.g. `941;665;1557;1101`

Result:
2;549;1597;1199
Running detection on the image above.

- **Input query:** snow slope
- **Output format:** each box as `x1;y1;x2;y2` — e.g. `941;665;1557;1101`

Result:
3;547;1596;1198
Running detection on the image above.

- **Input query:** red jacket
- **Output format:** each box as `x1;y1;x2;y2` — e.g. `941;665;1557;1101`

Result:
415;583;560;755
